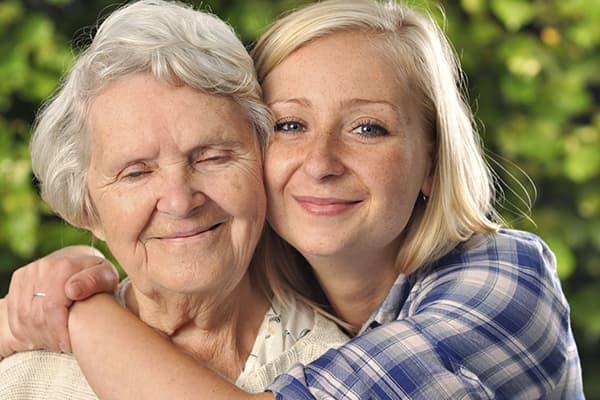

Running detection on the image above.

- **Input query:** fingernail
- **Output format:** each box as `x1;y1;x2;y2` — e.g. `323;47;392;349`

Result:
102;269;119;287
67;282;82;299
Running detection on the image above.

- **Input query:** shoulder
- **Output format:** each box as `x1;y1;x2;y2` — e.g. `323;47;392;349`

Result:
417;229;561;295
443;229;555;270
396;230;582;397
277;296;348;350
237;299;348;393
272;299;348;365
406;229;574;370
307;311;350;347
0;350;97;399
411;229;567;311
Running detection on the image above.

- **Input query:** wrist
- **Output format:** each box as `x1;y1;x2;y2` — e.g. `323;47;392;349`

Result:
68;294;119;336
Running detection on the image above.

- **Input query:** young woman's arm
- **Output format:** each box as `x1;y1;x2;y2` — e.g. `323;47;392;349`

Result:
4;232;583;399
68;294;274;400
67;232;581;399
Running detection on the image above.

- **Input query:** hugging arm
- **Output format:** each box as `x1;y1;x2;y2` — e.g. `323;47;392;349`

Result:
3;234;581;399
57;233;579;399
2;246;272;399
68;295;273;400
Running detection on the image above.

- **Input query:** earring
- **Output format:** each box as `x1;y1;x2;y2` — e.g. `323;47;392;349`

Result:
421;192;429;203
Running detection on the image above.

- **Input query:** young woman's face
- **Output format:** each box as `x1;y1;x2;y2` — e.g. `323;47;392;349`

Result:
262;31;433;266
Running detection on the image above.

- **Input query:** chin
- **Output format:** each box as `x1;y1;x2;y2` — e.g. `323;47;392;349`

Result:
295;240;349;259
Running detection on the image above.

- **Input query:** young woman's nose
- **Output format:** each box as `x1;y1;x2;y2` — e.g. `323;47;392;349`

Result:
301;133;345;180
156;172;206;217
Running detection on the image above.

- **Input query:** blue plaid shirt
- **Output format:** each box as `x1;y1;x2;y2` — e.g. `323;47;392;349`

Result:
269;229;584;399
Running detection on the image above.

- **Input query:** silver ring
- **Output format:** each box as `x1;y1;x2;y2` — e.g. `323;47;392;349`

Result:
33;292;47;297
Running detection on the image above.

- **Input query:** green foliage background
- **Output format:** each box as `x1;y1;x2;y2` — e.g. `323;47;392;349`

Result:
0;0;598;395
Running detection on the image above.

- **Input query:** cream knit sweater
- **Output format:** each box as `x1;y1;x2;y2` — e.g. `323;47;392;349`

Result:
0;294;347;398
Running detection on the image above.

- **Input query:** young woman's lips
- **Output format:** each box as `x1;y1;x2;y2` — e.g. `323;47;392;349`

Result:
293;196;361;216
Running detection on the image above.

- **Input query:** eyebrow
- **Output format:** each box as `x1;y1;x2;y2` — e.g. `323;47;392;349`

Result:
107;139;242;170
266;98;312;108
267;97;400;112
344;98;400;111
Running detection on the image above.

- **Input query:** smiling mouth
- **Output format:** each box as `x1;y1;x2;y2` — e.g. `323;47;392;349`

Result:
159;222;223;240
294;196;361;216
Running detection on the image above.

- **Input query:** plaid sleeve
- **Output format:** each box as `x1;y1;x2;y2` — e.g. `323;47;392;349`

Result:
268;231;584;399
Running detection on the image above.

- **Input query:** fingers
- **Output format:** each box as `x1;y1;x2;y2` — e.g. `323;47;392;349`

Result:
25;292;69;353
42;298;72;353
5;246;110;353
0;298;19;358
7;259;75;352
6;267;36;350
65;260;119;301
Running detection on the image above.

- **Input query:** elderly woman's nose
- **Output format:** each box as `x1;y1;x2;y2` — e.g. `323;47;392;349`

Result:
301;134;345;180
156;176;206;217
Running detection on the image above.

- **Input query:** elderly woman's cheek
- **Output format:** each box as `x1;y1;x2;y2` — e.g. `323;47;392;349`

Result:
86;179;158;277
229;164;267;233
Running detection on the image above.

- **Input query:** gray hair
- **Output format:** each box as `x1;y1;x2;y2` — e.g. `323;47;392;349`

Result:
30;0;272;229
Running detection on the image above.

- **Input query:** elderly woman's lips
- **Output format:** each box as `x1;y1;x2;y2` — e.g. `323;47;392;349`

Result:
159;223;223;240
293;196;361;216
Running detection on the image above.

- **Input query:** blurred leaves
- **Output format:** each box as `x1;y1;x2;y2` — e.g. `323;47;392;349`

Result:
491;0;535;32
0;0;598;396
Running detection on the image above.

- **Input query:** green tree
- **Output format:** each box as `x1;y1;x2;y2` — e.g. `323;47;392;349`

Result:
0;0;598;396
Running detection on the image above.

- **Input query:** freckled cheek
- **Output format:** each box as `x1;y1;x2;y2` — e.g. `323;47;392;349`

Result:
361;150;398;177
363;151;415;195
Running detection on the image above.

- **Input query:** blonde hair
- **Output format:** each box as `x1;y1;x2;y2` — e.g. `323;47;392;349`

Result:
253;0;501;327
30;0;272;230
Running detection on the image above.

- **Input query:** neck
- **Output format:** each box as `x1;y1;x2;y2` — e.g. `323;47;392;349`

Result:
125;274;270;380
305;248;399;329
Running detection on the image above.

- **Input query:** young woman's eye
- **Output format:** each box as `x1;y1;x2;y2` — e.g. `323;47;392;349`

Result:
351;122;389;137
274;120;305;133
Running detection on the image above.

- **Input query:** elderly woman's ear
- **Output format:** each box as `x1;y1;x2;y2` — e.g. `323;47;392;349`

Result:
81;200;106;241
89;225;106;242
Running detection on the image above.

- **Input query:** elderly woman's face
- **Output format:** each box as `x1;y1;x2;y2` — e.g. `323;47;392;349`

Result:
262;31;432;263
86;73;266;295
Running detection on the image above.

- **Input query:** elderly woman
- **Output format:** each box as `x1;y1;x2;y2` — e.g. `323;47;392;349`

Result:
3;0;584;398
0;1;349;398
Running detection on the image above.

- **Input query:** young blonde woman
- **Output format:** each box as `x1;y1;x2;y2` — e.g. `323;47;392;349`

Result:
2;0;584;398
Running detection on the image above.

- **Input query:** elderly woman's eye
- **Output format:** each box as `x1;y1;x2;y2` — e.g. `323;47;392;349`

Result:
351;122;389;137
195;151;229;164
274;120;305;133
197;156;223;165
123;170;148;180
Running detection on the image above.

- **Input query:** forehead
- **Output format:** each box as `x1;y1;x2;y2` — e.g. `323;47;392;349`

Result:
87;73;257;153
264;31;409;103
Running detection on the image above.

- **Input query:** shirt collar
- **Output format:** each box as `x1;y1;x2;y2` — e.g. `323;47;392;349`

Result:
357;272;412;335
